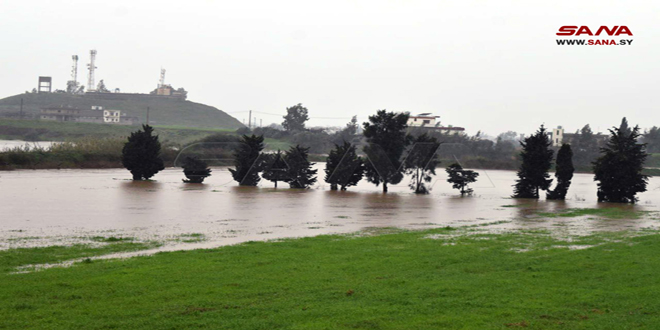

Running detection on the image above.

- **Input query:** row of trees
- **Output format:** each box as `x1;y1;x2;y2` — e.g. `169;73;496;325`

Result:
121;115;648;203
229;110;479;194
512;118;648;203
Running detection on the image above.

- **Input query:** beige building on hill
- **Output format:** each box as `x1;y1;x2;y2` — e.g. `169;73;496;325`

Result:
40;106;138;125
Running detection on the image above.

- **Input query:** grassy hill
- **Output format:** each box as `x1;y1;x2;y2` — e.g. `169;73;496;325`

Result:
0;118;237;145
0;92;244;129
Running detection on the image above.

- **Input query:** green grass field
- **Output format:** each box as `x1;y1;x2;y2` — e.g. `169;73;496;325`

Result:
3;225;660;329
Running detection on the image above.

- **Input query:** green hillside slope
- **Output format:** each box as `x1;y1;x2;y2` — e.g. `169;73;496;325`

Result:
0;92;244;129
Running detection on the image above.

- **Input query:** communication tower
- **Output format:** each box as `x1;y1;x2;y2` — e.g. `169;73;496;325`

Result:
87;50;97;92
159;68;166;87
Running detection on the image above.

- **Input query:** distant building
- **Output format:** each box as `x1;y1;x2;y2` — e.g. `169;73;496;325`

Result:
551;126;564;147
408;113;439;127
551;126;609;147
38;76;52;93
40;106;137;125
407;113;466;135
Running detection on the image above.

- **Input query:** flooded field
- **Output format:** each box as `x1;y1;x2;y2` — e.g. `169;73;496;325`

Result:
0;140;60;151
1;165;660;255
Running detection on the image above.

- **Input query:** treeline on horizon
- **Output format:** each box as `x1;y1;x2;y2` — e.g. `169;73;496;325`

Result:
2;103;660;175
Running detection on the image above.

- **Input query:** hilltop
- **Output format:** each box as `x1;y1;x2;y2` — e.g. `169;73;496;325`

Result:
0;92;243;130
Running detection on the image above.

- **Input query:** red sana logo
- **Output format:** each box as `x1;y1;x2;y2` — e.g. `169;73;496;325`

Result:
556;26;632;36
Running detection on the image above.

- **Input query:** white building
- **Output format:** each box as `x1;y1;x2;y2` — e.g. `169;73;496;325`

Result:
407;113;439;127
551;126;564;147
407;113;466;135
103;109;122;123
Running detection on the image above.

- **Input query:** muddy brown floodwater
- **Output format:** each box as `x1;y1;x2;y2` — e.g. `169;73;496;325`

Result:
1;165;660;256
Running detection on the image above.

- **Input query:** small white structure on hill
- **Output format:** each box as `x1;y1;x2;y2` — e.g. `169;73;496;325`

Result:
406;113;466;135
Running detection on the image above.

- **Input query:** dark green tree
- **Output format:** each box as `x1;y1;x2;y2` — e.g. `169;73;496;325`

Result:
285;145;318;189
571;124;600;169
547;143;574;200
362;110;410;193
404;133;441;194
642;126;660;153
512;125;554;198
618;117;631;137
446;163;479;195
229;134;265;186
282;103;309;133
593;125;648;203
182;157;211;183
262;150;289;188
121;124;165;180
325;142;364;190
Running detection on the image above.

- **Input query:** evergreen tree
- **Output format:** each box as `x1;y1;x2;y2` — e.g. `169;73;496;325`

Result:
642;126;660;153
547;143;574;200
285;145;318;189
121;124;165;180
512;125;554;198
446;163;479;195
593;125;648;203
618;117;631;137
181;157;211;183
404;133;441;194
262;150;289;188
282;103;309;133
362;110;410;193
572;124;599;169
229;134;265;186
325;142;364;190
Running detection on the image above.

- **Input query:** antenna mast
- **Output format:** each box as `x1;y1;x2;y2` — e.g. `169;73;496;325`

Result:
87;50;97;92
159;68;166;87
71;55;78;85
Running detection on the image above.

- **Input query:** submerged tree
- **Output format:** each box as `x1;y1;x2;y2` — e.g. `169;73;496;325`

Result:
325;142;364;190
261;150;289;188
121;124;165;180
285;145;318;189
229;134;265;186
547;143;574;200
181;157;211;183
362;110;410;193
404;133;441;194
593;125;648;203
446;163;479;196
512;125;554;198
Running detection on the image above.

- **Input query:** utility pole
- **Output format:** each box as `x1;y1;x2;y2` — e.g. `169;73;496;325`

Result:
146;107;150;125
260;119;262;127
19;98;23;119
248;110;252;129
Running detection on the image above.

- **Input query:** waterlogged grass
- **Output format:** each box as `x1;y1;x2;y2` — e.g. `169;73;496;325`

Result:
3;228;660;328
177;233;206;243
535;207;653;220
0;239;157;274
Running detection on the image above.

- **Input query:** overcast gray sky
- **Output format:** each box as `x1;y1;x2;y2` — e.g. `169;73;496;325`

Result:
1;0;658;135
